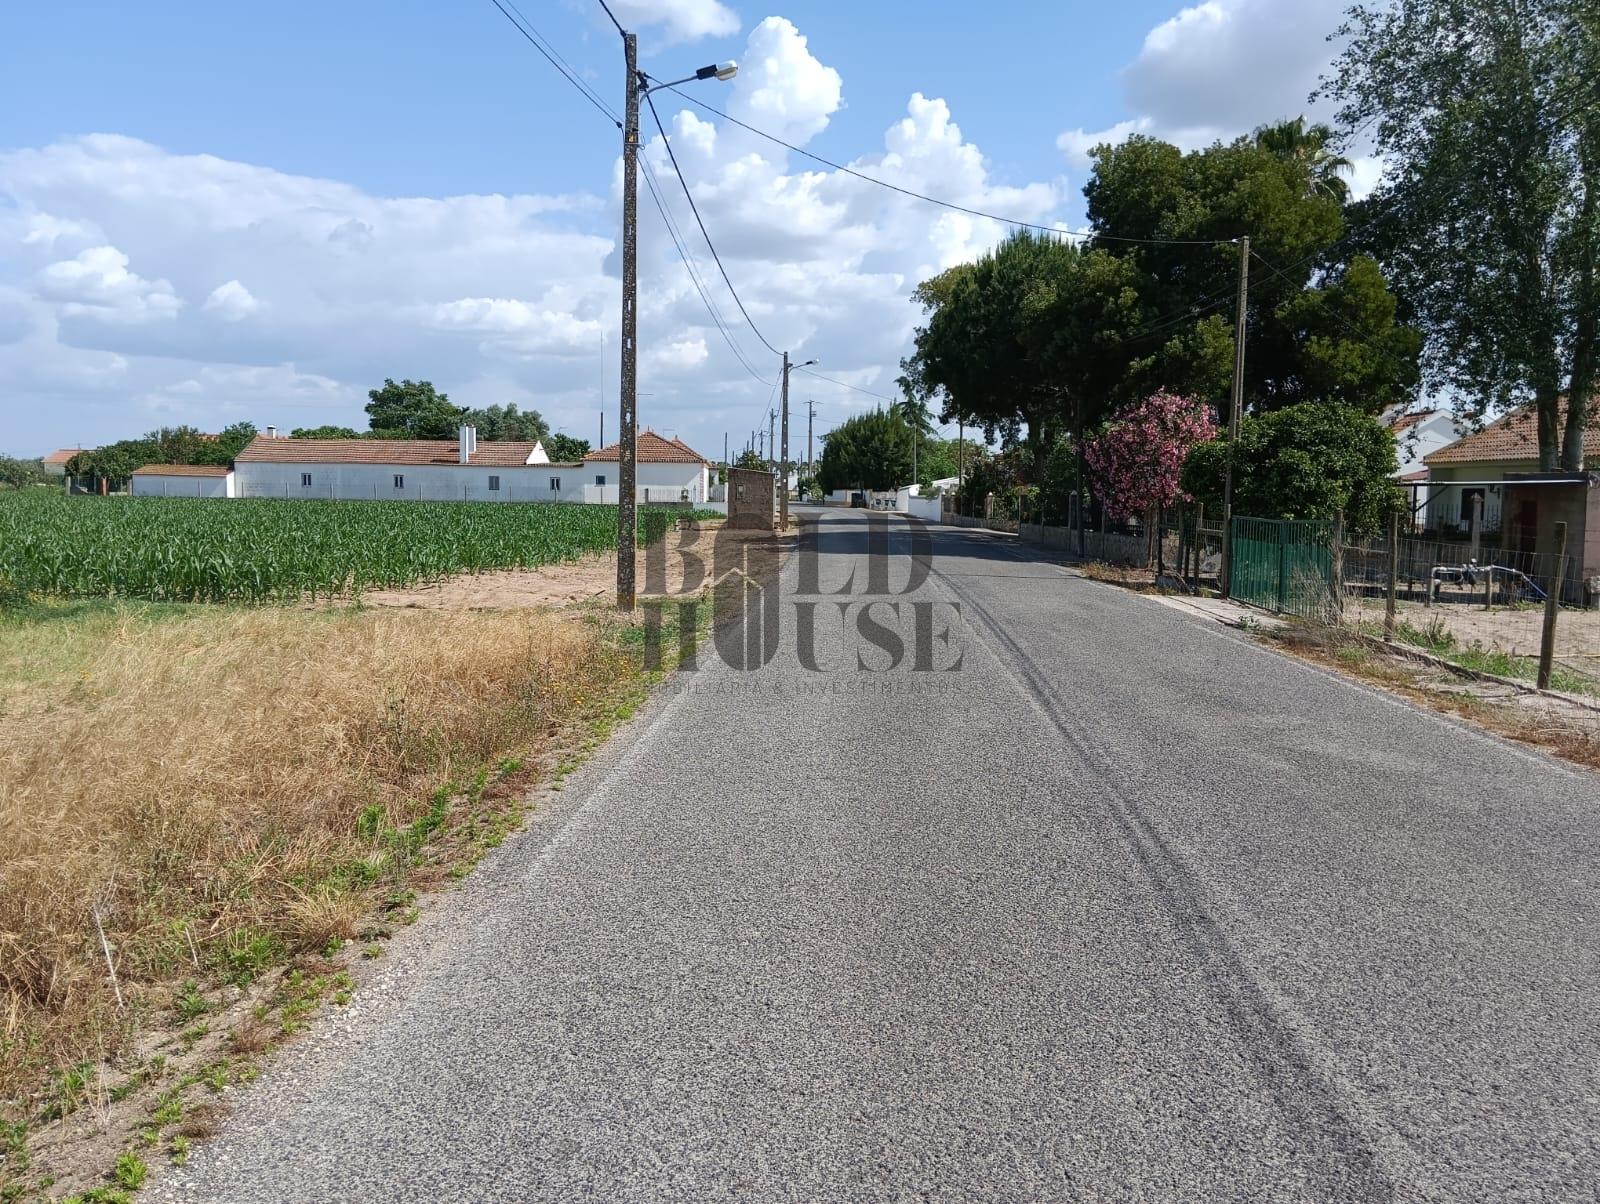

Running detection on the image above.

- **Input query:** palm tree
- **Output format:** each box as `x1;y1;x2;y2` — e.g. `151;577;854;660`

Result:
1254;116;1354;203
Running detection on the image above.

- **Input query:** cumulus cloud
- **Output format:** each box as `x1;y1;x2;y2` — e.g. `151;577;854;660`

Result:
727;18;842;149
35;245;183;322
202;280;260;321
602;0;738;45
1;20;1074;454
1056;0;1378;197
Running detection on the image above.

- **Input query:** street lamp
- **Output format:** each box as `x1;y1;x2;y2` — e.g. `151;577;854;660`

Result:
779;355;816;529
615;40;737;611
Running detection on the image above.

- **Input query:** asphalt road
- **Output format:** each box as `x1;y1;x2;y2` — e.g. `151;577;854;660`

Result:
161;509;1600;1202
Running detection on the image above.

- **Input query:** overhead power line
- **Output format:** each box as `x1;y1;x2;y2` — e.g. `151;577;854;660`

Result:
657;83;1231;248
640;159;775;386
594;0;625;36
644;90;784;357
795;366;899;404
488;0;620;129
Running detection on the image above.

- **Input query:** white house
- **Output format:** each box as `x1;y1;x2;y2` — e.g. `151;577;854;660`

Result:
1384;406;1461;523
226;426;710;503
131;464;235;497
581;431;711;503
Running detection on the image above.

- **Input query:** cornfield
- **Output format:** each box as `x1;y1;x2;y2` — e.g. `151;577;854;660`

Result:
0;492;694;602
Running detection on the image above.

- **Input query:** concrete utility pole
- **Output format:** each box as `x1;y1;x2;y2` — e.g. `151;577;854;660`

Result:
617;30;641;611
1219;235;1249;598
807;399;818;477
780;353;790;529
768;408;777;473
611;31;736;610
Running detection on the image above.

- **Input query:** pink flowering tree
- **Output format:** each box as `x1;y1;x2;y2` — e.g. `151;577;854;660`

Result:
1083;390;1219;522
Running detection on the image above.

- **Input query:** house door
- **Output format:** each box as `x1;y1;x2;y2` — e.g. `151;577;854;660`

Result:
1511;497;1538;556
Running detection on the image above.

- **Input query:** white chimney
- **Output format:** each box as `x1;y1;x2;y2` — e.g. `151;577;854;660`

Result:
468;425;477;455
266;425;277;439
459;424;471;464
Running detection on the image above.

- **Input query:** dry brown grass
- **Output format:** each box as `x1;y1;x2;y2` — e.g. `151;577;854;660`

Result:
0;600;629;1122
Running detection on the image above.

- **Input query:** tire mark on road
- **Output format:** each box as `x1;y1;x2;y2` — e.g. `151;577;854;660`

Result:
927;556;1421;1204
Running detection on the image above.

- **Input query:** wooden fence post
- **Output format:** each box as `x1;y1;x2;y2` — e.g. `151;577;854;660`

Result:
1385;510;1398;642
1538;520;1568;690
1330;511;1345;620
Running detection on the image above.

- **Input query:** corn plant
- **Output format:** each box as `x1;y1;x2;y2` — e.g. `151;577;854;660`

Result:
0;493;699;603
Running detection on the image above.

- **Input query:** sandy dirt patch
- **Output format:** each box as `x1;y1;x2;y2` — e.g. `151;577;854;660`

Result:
1346;596;1600;672
356;523;788;610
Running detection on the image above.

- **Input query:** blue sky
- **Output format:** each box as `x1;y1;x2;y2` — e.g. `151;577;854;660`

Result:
1;0;1357;457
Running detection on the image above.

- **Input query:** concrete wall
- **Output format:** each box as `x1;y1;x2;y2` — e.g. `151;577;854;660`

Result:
905;494;942;522
584;462;709;502
233;459;707;504
132;473;233;498
235;461;573;502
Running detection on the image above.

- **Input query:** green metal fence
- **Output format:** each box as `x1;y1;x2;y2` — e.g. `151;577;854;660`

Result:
1229;517;1337;619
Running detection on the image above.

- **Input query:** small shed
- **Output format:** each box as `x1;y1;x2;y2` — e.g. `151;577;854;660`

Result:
130;465;235;498
727;468;776;530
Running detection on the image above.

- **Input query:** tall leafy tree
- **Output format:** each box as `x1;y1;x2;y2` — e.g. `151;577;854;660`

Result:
1323;0;1600;468
816;409;914;494
365;379;465;439
1182;402;1401;536
913;231;1082;481
460;403;550;443
291;425;363;439
545;433;590;462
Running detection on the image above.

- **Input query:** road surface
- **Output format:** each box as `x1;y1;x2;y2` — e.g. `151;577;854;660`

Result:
162;509;1600;1202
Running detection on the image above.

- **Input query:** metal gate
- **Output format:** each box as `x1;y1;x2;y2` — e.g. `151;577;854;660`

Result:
1230;517;1336;619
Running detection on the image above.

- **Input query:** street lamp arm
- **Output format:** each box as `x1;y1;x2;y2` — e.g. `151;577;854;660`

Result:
642;62;737;95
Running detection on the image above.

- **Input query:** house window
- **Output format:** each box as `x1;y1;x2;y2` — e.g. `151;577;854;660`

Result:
488;475;500;492
300;472;312;488
595;474;606;486
393;474;404;489
550;476;561;493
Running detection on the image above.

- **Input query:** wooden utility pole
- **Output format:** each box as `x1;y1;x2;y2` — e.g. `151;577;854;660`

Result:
1219;235;1249;598
1538;521;1568;689
616;30;640;611
768;408;777;473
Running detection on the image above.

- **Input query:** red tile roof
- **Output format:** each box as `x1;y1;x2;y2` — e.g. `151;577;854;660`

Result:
586;430;708;464
1386;409;1437;433
234;435;539;467
1424;401;1600;466
132;464;232;477
42;447;89;465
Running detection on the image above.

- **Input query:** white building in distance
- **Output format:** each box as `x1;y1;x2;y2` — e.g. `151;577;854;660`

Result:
206;426;711;503
130;464;236;497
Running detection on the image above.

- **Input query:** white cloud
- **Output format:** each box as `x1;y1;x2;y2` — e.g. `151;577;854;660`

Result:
35;245;183;322
202;279;260;321
1056;0;1377;198
727;18;842;149
1124;0;1347;140
1056;119;1153;172
1;20;1073;456
601;0;737;45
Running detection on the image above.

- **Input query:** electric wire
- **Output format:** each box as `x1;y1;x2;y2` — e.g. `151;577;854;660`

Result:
655;82;1235;248
487;0;620;128
594;0;625;36
640;160;775;386
644;90;784;356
